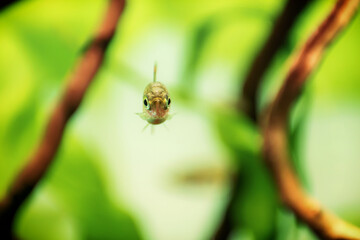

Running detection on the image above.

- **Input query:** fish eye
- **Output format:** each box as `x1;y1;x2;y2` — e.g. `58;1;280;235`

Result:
144;98;150;110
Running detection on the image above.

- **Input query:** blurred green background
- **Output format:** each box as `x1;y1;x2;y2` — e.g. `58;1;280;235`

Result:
1;0;360;239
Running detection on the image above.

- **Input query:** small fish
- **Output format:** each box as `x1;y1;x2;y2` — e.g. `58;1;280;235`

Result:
137;64;171;125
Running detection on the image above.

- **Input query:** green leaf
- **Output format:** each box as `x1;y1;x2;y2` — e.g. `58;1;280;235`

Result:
45;134;143;240
214;109;277;239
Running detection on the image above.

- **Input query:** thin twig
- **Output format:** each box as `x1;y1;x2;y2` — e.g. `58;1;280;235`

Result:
263;0;360;239
0;0;125;238
239;0;310;123
213;1;310;239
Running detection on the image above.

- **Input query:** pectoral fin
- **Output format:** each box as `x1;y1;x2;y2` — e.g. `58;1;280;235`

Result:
136;112;147;120
166;113;176;120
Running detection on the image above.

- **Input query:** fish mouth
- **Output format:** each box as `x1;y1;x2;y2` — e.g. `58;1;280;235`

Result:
147;117;166;125
149;98;168;118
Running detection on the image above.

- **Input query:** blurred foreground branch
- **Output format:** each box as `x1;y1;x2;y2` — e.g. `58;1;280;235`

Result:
239;0;310;123
263;0;360;239
0;1;18;12
0;0;125;238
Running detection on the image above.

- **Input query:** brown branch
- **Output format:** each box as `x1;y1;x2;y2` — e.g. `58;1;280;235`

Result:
263;0;360;239
0;0;125;238
239;0;311;123
214;1;310;239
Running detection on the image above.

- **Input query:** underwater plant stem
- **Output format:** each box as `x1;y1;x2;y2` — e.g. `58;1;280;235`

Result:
0;0;125;238
263;0;360;239
240;0;310;123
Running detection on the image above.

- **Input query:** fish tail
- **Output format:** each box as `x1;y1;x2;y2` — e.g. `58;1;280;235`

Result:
153;63;157;82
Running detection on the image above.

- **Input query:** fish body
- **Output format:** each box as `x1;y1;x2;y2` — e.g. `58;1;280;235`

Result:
138;65;171;125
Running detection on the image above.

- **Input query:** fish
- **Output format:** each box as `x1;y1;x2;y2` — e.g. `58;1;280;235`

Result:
137;64;171;125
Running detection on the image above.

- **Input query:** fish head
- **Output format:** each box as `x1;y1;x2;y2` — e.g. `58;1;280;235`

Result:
143;82;171;124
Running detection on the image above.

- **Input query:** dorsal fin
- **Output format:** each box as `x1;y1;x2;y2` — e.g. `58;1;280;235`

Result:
153;63;157;82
